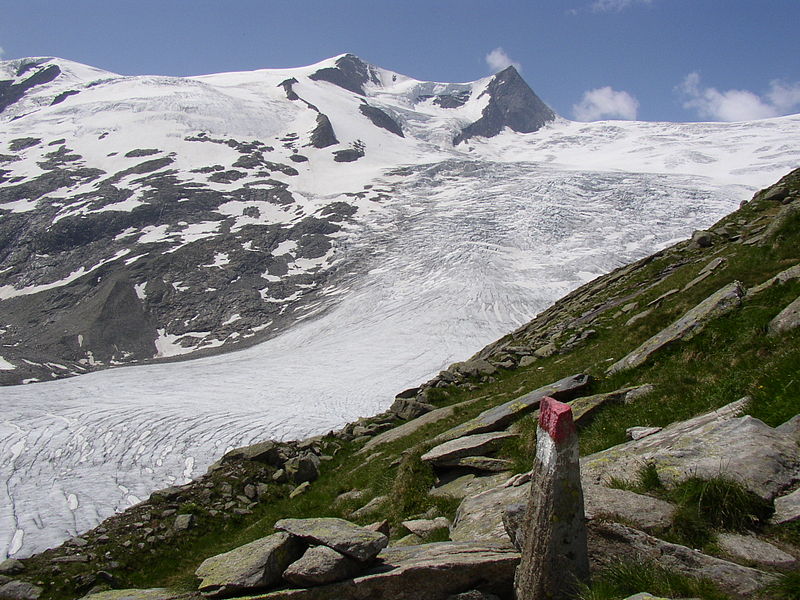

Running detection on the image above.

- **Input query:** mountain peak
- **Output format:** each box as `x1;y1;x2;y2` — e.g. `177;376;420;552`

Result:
453;65;556;145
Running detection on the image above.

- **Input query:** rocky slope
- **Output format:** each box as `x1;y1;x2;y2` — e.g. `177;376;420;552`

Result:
1;170;798;599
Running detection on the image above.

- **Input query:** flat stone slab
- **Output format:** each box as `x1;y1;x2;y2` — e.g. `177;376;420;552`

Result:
748;263;800;296
401;517;451;538
772;487;800;524
256;542;519;600
607;281;745;375
589;522;777;597
583;484;675;531
570;385;653;426
433;374;591;443
0;580;43;600
421;432;516;466
274;518;388;562
717;533;796;568
429;472;512;500
450;480;530;543
581;399;800;500
445;457;515;472
283;546;362;587
195;532;303;598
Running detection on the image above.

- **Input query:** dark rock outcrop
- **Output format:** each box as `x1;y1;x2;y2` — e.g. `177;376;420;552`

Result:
308;54;379;96
358;104;403;137
1;63;62;114
453;67;555;145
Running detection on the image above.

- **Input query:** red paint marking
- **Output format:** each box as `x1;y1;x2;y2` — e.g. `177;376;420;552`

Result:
539;396;576;444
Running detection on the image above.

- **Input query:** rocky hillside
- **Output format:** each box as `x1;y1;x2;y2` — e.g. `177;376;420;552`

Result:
1;171;799;600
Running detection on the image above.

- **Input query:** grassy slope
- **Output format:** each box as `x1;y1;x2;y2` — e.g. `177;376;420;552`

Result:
18;169;800;599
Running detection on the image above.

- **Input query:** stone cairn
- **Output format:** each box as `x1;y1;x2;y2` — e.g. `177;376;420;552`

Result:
514;397;589;600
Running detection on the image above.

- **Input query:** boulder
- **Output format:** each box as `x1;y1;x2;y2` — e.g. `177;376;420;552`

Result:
284;453;321;485
80;590;185;600
220;441;280;465
274;518;388;562
717;533;796;568
174;514;194;531
589;522;777;597
283;546;362;587
256;542;519;600
581;399;800;500
433;373;591;443
450;359;496;378
768;294;800;335
772;487;800;524
0;560;24;575
447;592;500;600
607;281;745;375
348;496;387;520
691;230;715;248
195;532;304;598
289;481;311;499
0;580;43;600
421;432;517;466
389;397;436;420
401;517;451;539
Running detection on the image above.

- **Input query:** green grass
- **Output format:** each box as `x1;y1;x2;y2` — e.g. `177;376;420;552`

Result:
577;560;730;600
767;571;800;600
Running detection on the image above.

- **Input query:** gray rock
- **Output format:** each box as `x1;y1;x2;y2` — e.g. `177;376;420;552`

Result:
334;489;365;505
609;281;745;375
748;264;800;296
80;590;184;600
450;480;529;543
768;294;800;335
717;532;796;568
289;481;311;499
570;385;653;426
221;441;279;464
776;414;800;439
589;522;777;597
621;595;671;600
421;432;517;466
581;398;800;500
51;554;90;563
0;580;43;600
0;559;24;575
533;343;556;358
691;230;716;248
348;495;387;520
284;453;321;485
502;502;527;550
401;517;451;538
195;532;304;598
392;533;424;547
361;403;459;453
389;396;436;420
450;359;497;378
772;487;800;524
174;514;194;531
626;426;663;440
518;355;537;368
434;373;591;443
625;308;653;327
274;518;388;562
364;520;391;537
257;541;519;600
444;457;515;472
429;472;513;500
583;484;675;530
283;545;363;587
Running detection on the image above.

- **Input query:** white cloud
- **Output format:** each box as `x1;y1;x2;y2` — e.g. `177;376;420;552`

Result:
485;48;521;73
677;72;800;122
591;0;653;12
573;86;639;121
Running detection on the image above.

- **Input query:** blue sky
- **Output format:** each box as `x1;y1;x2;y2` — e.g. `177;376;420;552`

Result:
1;0;798;123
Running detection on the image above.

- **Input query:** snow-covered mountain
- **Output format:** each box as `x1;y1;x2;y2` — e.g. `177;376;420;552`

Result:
1;53;799;558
